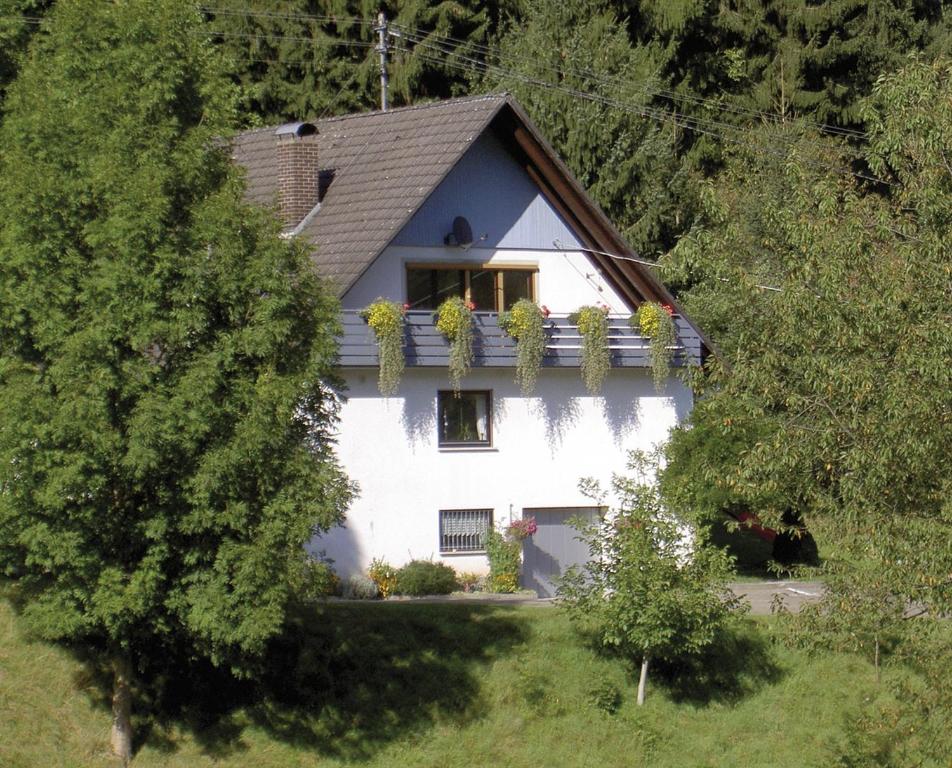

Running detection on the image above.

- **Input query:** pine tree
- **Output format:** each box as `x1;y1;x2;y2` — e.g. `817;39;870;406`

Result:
205;0;520;122
0;1;353;762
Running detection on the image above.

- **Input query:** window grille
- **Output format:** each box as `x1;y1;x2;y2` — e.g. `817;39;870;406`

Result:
439;508;492;553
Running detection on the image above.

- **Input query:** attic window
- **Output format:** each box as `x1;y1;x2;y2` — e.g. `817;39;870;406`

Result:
406;264;536;311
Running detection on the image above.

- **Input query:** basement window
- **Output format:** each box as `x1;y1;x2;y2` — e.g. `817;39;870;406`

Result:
440;508;493;553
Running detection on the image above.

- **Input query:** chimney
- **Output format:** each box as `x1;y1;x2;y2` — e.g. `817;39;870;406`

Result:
275;122;320;227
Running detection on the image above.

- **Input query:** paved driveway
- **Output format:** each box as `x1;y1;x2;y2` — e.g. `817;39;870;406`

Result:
728;581;824;614
390;581;825;615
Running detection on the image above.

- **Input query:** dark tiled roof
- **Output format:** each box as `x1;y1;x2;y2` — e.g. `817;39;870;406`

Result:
231;94;507;295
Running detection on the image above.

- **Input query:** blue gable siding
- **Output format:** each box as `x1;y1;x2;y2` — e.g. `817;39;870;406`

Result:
391;131;582;250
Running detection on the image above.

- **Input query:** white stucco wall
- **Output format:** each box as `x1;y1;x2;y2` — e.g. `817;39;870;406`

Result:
311;366;692;579
342;245;631;315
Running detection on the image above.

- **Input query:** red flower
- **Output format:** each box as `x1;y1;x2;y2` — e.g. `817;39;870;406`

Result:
541;305;551;318
661;303;674;316
402;302;410;312
465;300;476;311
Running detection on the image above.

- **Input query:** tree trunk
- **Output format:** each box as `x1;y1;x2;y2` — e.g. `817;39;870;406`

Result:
637;655;650;706
111;653;133;767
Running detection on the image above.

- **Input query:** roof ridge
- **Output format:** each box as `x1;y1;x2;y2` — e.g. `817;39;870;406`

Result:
233;93;510;139
315;92;509;125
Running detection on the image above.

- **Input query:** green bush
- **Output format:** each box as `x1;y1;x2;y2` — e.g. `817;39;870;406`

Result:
485;529;521;593
395;560;459;596
291;555;340;600
343;575;379;600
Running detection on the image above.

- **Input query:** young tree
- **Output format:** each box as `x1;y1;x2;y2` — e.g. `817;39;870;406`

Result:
0;1;353;763
561;453;741;705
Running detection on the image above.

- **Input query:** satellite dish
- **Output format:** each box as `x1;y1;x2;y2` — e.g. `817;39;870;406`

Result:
444;216;474;249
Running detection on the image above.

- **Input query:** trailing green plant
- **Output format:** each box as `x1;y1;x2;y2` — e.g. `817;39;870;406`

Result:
569;305;611;393
632;302;677;392
435;297;475;392
395;560;459;596
485;528;522;593
498;299;547;394
360;298;406;396
368;557;399;598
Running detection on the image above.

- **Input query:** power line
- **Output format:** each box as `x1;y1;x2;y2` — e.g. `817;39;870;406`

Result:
391;22;869;141
396;42;897;188
186;6;872;142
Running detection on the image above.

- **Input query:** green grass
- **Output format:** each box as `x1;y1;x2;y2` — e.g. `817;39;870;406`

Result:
1;597;885;768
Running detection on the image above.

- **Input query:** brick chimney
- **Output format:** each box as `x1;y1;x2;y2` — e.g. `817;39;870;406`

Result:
275;122;320;227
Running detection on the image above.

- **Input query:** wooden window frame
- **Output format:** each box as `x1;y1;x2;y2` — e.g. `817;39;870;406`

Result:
405;262;537;312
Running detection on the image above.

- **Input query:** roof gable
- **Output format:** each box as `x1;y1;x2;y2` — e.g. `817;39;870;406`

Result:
231;95;505;293
391;130;582;250
231;94;710;355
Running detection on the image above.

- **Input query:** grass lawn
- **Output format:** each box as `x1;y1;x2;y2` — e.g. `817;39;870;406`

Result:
1;596;885;768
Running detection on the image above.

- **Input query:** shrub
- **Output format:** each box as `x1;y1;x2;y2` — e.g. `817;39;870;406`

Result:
290;555;340;600
368;557;399;598
485;529;522;593
456;571;486;593
343;575;379;600
395;560;459;596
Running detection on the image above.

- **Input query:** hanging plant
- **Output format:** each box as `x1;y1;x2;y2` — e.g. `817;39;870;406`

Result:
359;298;406;396
498;299;547;394
632;301;676;392
435;296;475;392
569;304;610;394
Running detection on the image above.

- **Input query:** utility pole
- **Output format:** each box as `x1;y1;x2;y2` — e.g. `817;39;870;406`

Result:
375;10;389;111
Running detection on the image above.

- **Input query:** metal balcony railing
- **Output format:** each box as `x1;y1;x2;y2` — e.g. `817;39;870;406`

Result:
339;310;702;369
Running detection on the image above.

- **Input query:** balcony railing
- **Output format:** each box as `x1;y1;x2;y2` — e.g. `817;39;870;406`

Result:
339;310;702;369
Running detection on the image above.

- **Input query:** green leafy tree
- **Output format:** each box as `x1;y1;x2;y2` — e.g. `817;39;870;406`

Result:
561;452;741;705
657;64;950;761
0;1;353;762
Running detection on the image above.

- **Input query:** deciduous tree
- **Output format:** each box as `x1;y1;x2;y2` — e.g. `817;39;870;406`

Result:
0;1;353;762
561;452;741;705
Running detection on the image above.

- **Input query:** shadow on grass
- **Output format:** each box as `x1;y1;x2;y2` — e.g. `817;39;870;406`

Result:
69;601;527;761
652;621;784;705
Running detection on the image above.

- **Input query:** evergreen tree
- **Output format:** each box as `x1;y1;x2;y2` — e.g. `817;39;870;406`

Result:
0;1;353;762
481;0;698;256
0;0;54;105
206;0;520;122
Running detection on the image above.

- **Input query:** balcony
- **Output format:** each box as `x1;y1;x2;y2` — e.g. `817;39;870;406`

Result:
339;310;701;368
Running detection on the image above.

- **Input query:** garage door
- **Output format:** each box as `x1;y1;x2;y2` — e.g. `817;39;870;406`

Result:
521;507;602;598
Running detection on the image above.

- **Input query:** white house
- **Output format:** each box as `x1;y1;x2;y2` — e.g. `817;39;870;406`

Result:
232;94;707;596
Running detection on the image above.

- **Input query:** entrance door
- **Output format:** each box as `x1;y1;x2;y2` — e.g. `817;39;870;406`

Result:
521;507;601;598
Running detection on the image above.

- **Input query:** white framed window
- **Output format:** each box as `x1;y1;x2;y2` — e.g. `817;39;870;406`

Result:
439;508;493;553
